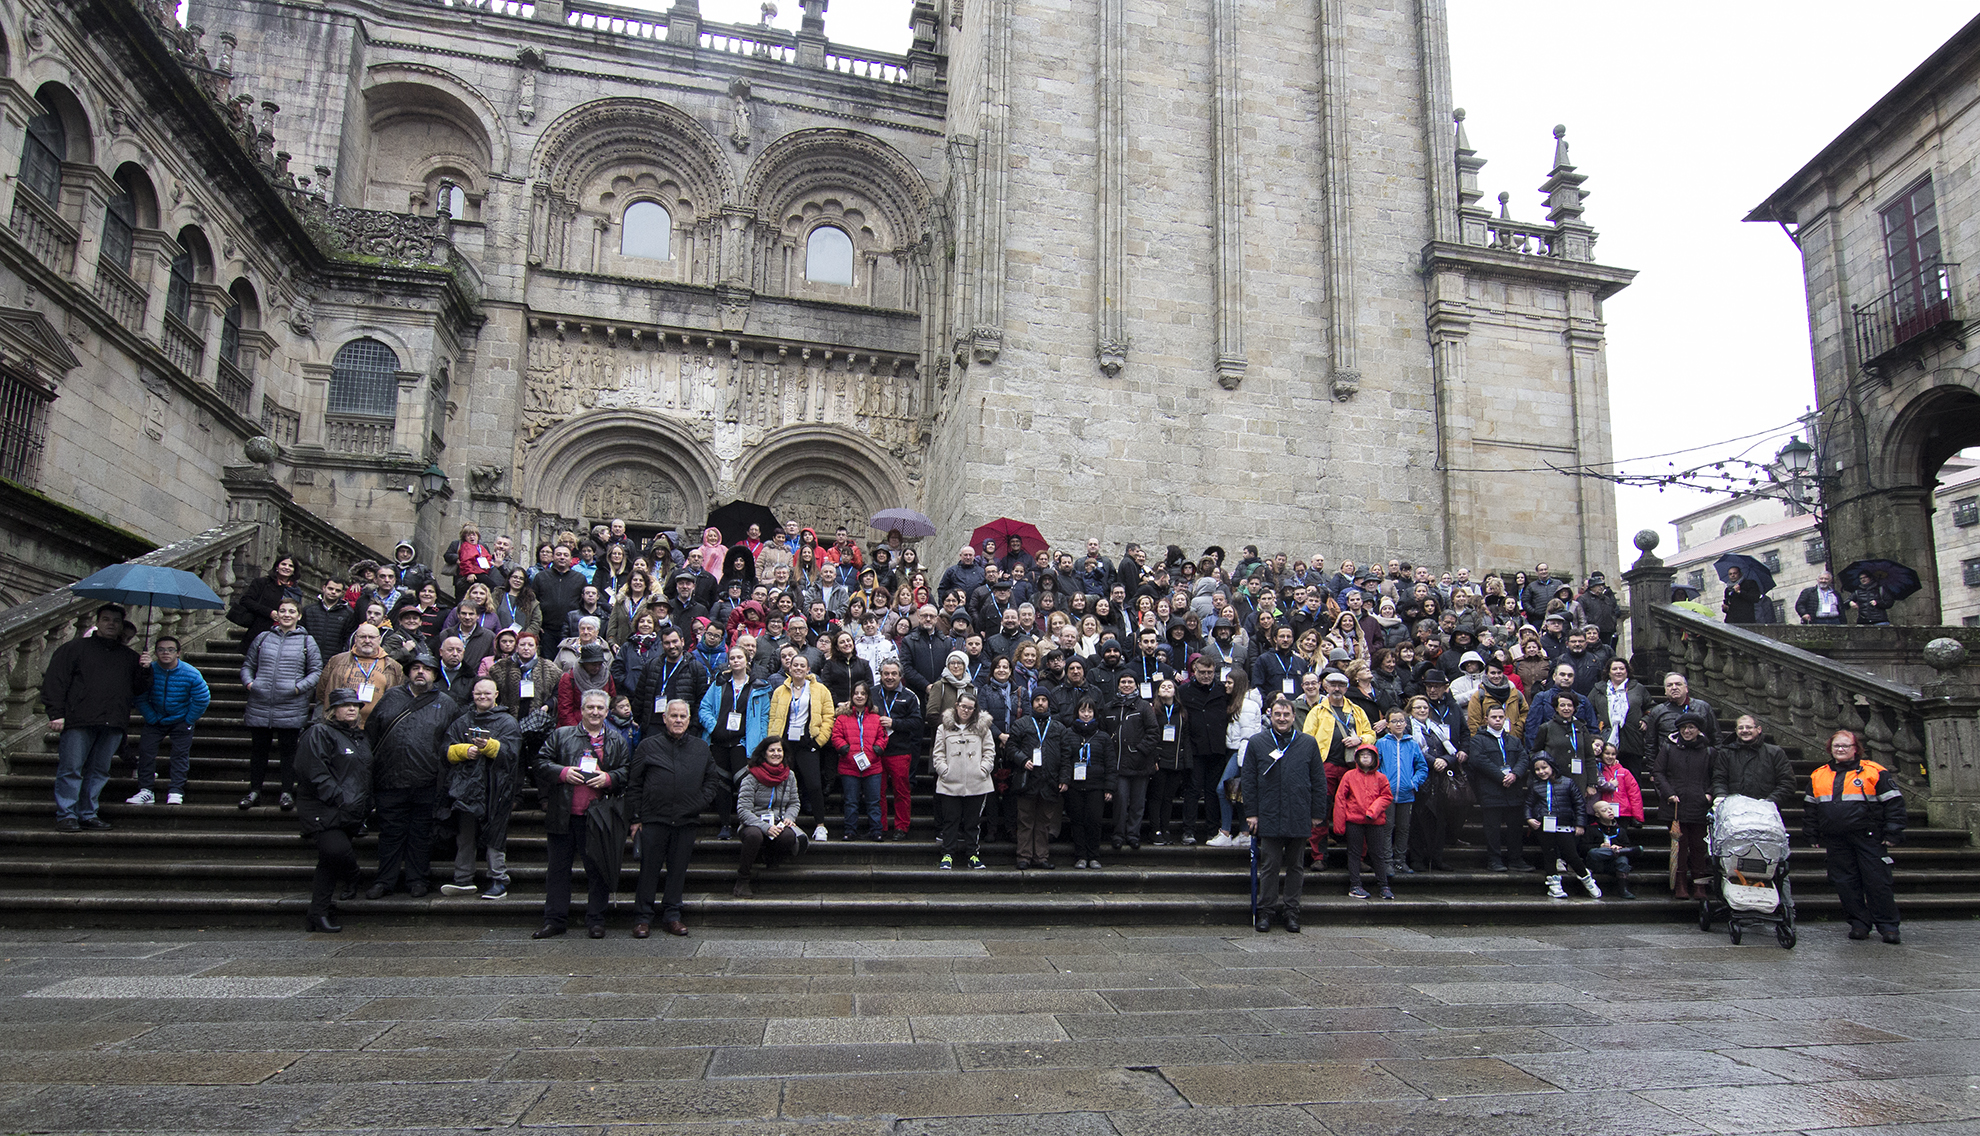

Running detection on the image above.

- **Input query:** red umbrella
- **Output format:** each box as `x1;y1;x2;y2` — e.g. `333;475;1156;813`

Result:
969;518;1048;557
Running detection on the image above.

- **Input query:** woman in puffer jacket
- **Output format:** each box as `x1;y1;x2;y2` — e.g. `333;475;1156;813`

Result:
932;694;997;870
240;598;323;811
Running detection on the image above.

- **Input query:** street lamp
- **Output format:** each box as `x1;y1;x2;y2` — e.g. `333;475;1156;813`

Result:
413;461;451;504
1777;437;1815;475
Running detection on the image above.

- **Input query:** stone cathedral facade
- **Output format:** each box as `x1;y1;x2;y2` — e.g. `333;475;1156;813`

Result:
0;0;1630;598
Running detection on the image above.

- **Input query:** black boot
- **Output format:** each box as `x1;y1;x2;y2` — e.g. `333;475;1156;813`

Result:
1616;873;1636;900
305;913;342;933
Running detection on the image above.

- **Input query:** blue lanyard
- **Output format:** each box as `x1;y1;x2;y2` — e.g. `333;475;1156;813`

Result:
656;658;681;692
1546;782;1554;811
1032;716;1051;742
879;689;902;717
855;713;869;752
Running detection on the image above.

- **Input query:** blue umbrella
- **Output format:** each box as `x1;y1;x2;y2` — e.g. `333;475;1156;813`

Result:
1714;553;1775;595
69;563;224;648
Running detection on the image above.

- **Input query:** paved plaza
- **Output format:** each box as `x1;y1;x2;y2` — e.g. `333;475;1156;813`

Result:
0;919;1976;1135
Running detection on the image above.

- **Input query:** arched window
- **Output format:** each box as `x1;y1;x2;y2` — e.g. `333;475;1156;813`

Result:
164;246;195;324
17;97;64;205
328;338;401;419
101;186;136;273
620;200;671;260
805;224;854;285
439;183;466;219
1719;515;1748;537
219;301;243;368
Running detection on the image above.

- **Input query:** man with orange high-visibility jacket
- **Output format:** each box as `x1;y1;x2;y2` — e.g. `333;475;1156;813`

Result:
1804;729;1906;944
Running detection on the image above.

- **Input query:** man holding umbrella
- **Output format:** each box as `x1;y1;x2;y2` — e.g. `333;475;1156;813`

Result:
41;604;151;831
1715;553;1774;626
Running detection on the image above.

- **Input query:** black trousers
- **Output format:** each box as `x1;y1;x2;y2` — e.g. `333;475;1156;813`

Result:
1065;787;1107;860
248;727;300;795
1177;754;1221;837
309;825;360;917
936;793;987;858
373;785;436;888
710;739;747;786
633;823;697;923
1256;835;1306;916
785;738;825;830
1825;830;1900;931
738;824;799;877
1533;829;1587;875
1480;805;1525;865
544;820;612;930
1149;768;1188;838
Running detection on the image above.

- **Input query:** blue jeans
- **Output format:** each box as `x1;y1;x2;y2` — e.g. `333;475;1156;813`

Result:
1218;751;1243;833
55;726;122;820
841;772;881;837
134;722;195;794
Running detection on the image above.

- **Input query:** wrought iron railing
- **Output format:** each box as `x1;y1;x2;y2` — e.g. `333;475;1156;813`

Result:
1854;261;1962;371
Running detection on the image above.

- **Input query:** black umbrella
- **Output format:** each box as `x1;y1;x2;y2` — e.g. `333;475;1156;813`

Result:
1838;559;1923;602
1714;552;1774;595
705;500;780;546
1670;584;1701;602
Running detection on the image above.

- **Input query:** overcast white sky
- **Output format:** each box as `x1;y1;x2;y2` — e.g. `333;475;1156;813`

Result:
700;1;1977;571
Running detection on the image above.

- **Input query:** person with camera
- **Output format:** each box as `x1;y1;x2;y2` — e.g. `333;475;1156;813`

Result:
533;688;631;938
439;677;523;900
362;650;456;898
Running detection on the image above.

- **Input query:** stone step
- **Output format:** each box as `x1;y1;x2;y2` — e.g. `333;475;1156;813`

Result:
4;886;1977;930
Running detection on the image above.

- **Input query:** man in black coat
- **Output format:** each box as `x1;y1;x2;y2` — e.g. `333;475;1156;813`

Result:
300;576;352;666
633;628;710;735
937;544;986;599
1795;571;1846;625
1175;654;1230;845
439;678;525;900
42;604;150;831
1710;714;1797;809
898;606;955;697
872;661;923;836
531;544;589;643
363;651;456;898
626;699;728;938
1642;673;1719;750
1243;696;1328;933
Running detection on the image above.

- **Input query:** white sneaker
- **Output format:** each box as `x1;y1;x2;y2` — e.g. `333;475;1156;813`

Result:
1546;875;1567;899
1205;832;1235;848
1578;872;1603;899
439;883;478;896
1232;833;1251;848
124;788;155;806
164;792;184;805
812;824;829;842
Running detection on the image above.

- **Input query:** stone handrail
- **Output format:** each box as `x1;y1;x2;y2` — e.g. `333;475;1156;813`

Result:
0;523;257;765
1648;601;1933;783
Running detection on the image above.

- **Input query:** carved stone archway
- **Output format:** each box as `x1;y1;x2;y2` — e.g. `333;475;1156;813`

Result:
519;409;719;533
735;425;914;538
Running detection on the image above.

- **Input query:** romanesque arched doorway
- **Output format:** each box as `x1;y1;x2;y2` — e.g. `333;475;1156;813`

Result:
1864;381;1980;623
518;410;718;546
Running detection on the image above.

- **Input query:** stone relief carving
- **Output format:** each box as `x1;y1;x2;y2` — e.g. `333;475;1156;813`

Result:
770;475;867;539
578;463;683;524
518;321;924;466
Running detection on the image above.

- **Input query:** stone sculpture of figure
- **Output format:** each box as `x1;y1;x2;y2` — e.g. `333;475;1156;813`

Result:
729;78;753;152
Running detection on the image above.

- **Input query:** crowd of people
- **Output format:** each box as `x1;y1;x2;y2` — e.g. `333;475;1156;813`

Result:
34;519;1905;942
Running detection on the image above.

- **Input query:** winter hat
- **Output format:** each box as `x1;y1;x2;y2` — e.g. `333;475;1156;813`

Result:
327;687;364;708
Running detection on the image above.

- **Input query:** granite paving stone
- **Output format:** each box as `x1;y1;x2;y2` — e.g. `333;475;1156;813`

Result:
0;920;1975;1134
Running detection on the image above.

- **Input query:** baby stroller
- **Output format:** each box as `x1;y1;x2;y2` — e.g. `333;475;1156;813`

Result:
1697;795;1796;949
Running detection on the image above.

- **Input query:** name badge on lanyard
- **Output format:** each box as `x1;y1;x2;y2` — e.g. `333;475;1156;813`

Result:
727;710;743;732
357;682;375;703
1282;677;1295;695
1140;681;1152;700
1073;761;1089;781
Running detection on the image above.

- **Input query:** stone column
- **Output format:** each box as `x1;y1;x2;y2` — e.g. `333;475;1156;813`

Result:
1622;529;1676;682
1919;639;1980;838
1317;0;1356;400
1093;0;1126;377
1209;0;1245;389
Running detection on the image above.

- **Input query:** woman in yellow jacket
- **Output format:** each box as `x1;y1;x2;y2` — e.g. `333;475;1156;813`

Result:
767;655;838;841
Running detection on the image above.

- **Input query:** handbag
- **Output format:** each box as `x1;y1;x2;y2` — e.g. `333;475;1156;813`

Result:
226;599;252;628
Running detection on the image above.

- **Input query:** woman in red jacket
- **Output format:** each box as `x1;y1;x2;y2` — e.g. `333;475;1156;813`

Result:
1333;741;1395;900
830;681;890;841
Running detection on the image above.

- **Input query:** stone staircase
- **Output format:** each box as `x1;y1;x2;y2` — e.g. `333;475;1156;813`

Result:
3;632;1978;930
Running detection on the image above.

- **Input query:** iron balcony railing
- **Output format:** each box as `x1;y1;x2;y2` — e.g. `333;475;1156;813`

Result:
1854;261;1963;371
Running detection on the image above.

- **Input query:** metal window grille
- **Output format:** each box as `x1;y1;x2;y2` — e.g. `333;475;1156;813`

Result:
165;249;194;324
1964;559;1980;589
0;365;54;487
219;303;243;368
328;338;400;418
101;192;135;272
1804;537;1827;565
1761;549;1781;574
1956;498;1978;528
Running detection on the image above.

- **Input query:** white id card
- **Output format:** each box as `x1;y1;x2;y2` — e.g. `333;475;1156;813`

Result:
1139;682;1152;700
518;679;534;698
1162;725;1176;742
579;754;599;773
1031;747;1043;765
1282;678;1295;695
1570;759;1583;775
1542;816;1559;833
1073;762;1089;781
1269;748;1284;762
726;711;743;732
356;682;374;703
853;752;871;771
787;718;803;740
1221;666;1231;682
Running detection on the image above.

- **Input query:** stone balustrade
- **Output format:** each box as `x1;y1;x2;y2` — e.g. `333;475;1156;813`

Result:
7;193;77;275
